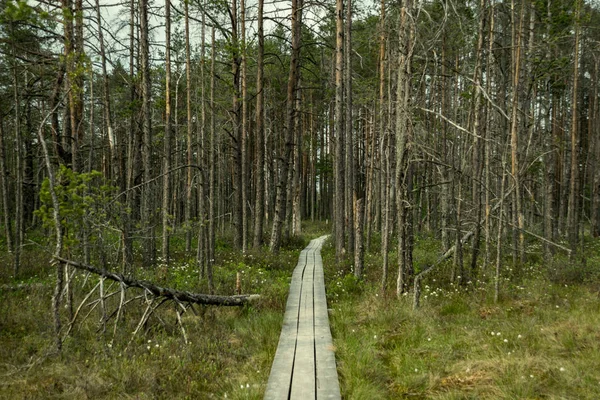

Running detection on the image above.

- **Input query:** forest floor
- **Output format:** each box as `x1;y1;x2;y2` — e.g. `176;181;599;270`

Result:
322;236;600;399
2;226;600;399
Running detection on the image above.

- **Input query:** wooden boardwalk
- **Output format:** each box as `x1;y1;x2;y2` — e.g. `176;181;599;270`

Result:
264;236;341;400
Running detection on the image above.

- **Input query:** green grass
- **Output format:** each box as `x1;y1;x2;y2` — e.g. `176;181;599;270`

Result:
323;238;600;399
4;222;600;399
0;222;326;399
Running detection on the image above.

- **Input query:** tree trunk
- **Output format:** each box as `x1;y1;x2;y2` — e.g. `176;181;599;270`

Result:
140;0;155;265
354;197;364;279
207;25;216;293
184;0;193;254
230;0;243;250
469;0;486;278
510;0;525;265
269;0;303;253
334;0;345;262
161;0;172;265
567;0;581;254
0;115;12;254
345;0;355;255
11;25;22;277
253;0;265;248
395;0;414;297
240;0;249;251
591;59;600;236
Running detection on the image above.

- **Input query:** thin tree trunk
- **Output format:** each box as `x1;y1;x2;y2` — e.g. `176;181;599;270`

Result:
291;77;302;236
495;164;507;303
207;25;215;293
240;0;249;251
253;0;265;248
567;0;581;254
37;104;65;351
184;0;193;254
354;197;364;278
591;59;600;236
334;0;345;262
469;0;486;278
11;22;22;277
510;0;525;264
484;5;495;267
345;0;354;255
230;0;243;250
269;0;303;253
140;0;155;265
0;115;12;254
161;0;172;265
396;0;414;296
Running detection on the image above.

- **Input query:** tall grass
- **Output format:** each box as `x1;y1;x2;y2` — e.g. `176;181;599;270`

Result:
0;222;325;399
323;236;600;399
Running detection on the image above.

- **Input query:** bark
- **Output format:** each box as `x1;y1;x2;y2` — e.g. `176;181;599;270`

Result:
140;0;155;265
509;0;525;264
494;165;507;303
469;0;486;278
240;0;249;251
354;197;364;279
184;0;193;254
122;0;136;273
197;6;207;282
567;0;580;253
345;0;354;254
253;0;265;248
484;5;495;267
208;25;216;292
11;23;22;277
0;115;12;254
162;0;172;265
334;0;345;262
291;77;302;236
231;0;243;250
395;0;414;296
37;103;65;350
592;59;600;236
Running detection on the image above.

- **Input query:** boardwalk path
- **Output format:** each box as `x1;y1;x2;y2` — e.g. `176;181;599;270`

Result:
264;235;341;400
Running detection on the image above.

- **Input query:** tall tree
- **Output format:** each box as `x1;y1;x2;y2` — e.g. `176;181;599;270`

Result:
162;0;172;264
567;0;581;253
334;0;345;262
345;0;355;255
253;0;265;248
184;0;193;254
395;0;415;296
140;0;155;265
269;0;303;252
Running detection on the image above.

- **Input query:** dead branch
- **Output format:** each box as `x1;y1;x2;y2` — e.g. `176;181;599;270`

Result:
54;256;260;306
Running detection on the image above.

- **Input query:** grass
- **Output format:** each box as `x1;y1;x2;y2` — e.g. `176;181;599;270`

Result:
322;237;600;399
4;221;600;399
0;223;328;399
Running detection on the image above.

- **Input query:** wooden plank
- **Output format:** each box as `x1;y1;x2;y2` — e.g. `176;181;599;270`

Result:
265;236;340;400
313;237;342;399
264;240;311;399
290;251;316;398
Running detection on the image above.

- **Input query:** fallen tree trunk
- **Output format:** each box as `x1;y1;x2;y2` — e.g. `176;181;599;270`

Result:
54;257;260;306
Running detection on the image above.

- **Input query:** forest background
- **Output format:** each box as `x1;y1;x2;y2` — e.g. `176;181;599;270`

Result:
2;0;600;397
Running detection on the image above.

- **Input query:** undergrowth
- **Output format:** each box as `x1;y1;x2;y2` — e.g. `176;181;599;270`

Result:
322;235;600;399
0;222;328;399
